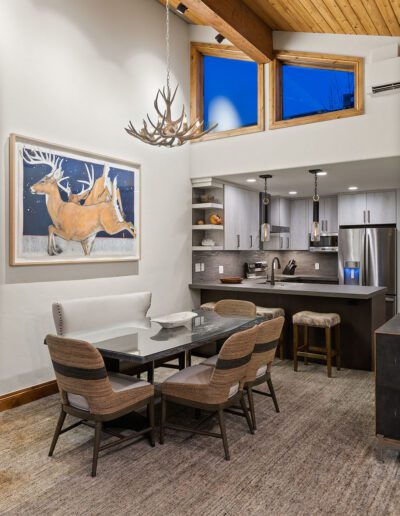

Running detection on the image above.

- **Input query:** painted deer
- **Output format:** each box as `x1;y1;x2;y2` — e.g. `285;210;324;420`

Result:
24;149;136;256
68;163;126;219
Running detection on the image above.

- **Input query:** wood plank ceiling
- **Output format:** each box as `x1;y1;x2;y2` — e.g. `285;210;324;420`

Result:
160;0;400;36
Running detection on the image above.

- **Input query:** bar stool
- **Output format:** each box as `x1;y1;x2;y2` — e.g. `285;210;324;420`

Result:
292;310;341;378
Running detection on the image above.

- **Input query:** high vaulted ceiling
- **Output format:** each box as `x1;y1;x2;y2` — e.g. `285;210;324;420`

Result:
160;1;400;62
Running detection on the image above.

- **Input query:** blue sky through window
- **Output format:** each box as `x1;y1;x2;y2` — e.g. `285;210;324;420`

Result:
203;55;258;132
281;64;355;120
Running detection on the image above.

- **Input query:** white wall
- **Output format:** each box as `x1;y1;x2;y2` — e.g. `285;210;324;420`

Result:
189;27;400;178
0;0;192;394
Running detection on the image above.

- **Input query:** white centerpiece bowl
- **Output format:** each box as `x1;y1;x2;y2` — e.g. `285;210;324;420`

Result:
151;311;197;329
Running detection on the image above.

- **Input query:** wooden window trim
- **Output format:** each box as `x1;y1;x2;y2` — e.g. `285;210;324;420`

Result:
190;42;265;143
269;50;364;130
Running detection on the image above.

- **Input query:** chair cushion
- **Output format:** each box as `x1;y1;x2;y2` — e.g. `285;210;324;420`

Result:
293;311;341;328
202;355;218;367
256;307;285;320
256;365;267;378
163;364;238;398
200;302;217;311
67;373;150;411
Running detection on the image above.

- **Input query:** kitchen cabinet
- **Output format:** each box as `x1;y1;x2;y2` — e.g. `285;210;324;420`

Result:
224;184;259;250
290;199;309;250
308;196;338;233
366;191;397;224
338;191;396;226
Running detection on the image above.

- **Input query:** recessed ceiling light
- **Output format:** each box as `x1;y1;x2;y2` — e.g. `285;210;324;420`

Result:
316;171;328;176
348;186;358;190
246;178;257;183
288;191;297;195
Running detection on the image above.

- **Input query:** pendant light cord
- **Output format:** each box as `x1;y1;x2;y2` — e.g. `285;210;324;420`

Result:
166;0;171;91
313;173;319;202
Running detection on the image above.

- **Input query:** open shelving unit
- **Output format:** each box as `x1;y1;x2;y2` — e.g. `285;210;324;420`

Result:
192;178;224;251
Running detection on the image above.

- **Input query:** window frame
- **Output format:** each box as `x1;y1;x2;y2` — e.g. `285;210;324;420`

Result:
269;50;364;130
190;42;265;142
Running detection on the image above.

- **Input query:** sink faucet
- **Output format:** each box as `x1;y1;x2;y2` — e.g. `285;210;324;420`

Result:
270;257;281;286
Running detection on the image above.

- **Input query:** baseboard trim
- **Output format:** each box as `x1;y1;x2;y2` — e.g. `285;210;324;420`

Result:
0;380;58;412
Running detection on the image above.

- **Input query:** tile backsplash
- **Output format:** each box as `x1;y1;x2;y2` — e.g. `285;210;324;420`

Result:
192;250;338;282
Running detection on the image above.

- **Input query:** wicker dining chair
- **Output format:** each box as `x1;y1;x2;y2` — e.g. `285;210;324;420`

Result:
45;334;155;477
202;317;284;430
214;299;257;318
159;325;258;460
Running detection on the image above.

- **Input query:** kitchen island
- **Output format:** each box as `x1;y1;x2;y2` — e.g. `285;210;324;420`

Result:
190;279;387;371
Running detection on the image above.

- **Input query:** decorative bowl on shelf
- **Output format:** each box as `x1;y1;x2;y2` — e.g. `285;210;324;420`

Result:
220;276;243;284
151;311;197;329
201;238;215;247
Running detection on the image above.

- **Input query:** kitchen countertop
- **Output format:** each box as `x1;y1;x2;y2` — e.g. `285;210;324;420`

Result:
189;279;386;299
376;314;400;335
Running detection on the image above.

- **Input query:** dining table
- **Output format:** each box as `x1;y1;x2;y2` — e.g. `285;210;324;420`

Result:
64;308;261;384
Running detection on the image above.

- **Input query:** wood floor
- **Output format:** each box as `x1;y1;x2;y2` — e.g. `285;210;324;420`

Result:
0;361;399;515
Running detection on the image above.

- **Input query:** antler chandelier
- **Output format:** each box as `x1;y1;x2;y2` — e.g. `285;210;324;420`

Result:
125;0;217;147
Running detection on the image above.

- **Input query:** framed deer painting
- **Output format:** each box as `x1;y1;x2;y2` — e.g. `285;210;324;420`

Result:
9;134;141;265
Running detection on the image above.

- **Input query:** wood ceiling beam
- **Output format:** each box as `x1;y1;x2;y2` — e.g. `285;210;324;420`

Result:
182;0;274;63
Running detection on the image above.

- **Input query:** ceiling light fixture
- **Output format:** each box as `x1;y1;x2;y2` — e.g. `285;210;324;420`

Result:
348;186;358;190
289;191;298;195
246;178;257;183
309;169;322;242
259;174;272;242
125;0;216;147
215;33;225;44
176;2;188;14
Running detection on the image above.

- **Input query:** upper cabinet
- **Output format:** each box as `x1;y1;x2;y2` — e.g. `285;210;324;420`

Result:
338;191;397;226
269;197;291;228
308;196;338;234
290;199;309;250
224;184;259;251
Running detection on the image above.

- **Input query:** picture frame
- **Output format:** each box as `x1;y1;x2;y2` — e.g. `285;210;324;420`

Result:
9;134;141;266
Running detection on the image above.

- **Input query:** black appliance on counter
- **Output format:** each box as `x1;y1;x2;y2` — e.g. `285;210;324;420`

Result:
245;261;267;279
282;259;297;275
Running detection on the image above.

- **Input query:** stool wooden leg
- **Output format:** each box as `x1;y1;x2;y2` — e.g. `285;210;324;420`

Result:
304;326;309;365
325;327;332;378
335;325;341;371
293;324;299;372
279;332;285;360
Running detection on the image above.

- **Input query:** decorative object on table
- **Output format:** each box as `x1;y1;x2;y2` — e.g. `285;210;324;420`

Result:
151;312;197;329
220;276;243;284
9;134;140;266
196;219;205;225
309;169;324;242
259;174;272;242
124;0;217;147
201;238;215;247
209;213;223;225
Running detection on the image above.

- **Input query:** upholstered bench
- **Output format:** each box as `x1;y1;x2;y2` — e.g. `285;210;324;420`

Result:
292;310;341;378
200;302;286;360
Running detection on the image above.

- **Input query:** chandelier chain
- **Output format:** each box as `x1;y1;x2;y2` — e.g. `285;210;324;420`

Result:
166;0;171;91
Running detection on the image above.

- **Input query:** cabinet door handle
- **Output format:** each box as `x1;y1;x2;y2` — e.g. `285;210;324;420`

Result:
363;210;366;223
368;210;371;223
237;234;240;248
250;235;253;248
325;220;328;232
286;237;290;249
280;237;283;249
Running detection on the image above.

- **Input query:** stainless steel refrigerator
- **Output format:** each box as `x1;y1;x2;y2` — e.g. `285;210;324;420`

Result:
339;226;397;320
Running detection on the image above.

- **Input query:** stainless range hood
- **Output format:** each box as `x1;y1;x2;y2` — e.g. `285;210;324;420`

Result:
259;193;290;234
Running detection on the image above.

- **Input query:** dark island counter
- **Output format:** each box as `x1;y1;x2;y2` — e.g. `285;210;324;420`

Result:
190;280;387;371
